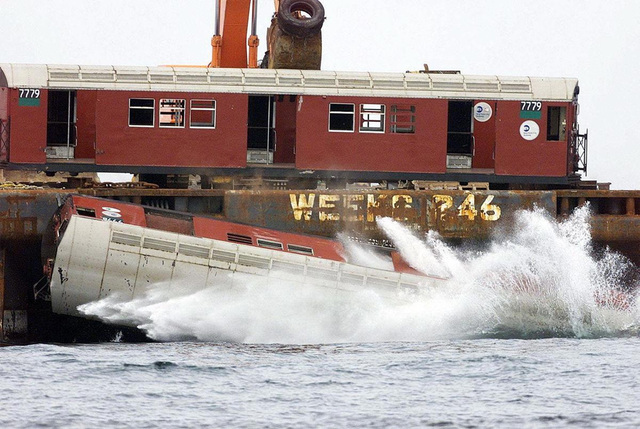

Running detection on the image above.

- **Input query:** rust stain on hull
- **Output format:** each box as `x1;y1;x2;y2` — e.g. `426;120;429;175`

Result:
222;189;640;266
0;191;63;240
224;190;557;242
1;195;37;238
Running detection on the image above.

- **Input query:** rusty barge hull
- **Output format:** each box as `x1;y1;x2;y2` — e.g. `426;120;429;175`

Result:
74;187;640;259
2;187;640;343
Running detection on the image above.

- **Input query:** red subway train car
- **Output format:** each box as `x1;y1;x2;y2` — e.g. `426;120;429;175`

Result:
0;64;586;187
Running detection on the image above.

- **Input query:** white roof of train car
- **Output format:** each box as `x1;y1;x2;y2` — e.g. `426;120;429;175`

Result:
0;63;578;101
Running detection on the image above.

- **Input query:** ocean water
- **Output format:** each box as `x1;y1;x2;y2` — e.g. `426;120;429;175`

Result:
2;340;640;428
3;206;640;427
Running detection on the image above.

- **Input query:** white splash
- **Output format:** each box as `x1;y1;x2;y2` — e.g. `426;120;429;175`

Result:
376;206;640;339
79;206;640;343
339;233;394;270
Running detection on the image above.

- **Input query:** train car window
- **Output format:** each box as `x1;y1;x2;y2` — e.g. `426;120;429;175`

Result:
159;99;186;128
547;106;567;141
360;104;385;133
329;103;355;132
190;99;216;128
58;219;69;239
75;207;96;218
129;99;155;127
390;105;416;134
287;244;314;256
257;239;284;250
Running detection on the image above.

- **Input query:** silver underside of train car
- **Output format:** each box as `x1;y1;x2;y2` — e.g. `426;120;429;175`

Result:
50;216;443;325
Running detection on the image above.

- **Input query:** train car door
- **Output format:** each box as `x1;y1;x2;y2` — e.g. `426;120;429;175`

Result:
446;100;474;169
447;100;496;171
273;95;297;165
471;101;496;170
46;90;76;160
73;91;97;162
247;95;275;164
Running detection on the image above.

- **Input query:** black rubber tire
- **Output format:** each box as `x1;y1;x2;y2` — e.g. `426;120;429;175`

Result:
277;0;325;38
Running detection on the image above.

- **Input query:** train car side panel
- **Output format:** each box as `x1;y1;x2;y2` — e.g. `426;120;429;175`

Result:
295;96;447;173
67;196;148;226
75;90;97;160
494;101;569;177
7;88;47;164
94;90;248;168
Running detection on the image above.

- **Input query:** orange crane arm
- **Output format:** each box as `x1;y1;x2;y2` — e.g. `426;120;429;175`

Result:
211;0;259;68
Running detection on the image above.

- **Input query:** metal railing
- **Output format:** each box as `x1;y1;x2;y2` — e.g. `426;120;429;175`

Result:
574;128;588;174
0;118;9;162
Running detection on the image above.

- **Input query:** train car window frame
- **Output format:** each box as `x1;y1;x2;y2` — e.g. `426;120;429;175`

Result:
190;99;216;129
75;207;96;218
128;98;155;127
159;99;186;128
390;105;416;134
257;238;284;250
287;244;314;256
359;104;385;133
328;103;355;132
547;106;567;141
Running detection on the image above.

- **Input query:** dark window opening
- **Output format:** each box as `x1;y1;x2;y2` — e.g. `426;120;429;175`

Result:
58;219;69;239
391;105;416;134
257;239;284;250
329;103;355;132
76;207;96;218
288;244;314;256
547;106;567;141
447;100;473;155
247;96;276;152
129;98;155;127
47;90;76;146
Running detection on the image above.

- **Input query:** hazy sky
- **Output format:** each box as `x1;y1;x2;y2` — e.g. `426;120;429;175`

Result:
2;0;639;188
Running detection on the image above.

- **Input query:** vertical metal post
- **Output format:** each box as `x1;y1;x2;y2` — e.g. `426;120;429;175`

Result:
251;0;258;37
268;98;272;148
267;97;272;163
627;198;636;216
66;91;71;160
560;197;570;216
211;0;223;67
74;92;78;149
247;0;260;68
214;0;221;36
